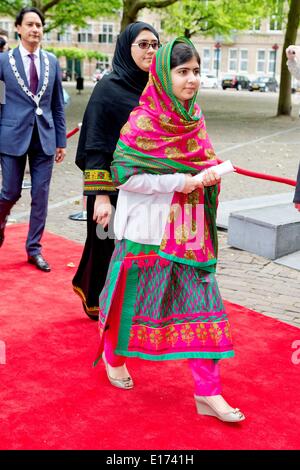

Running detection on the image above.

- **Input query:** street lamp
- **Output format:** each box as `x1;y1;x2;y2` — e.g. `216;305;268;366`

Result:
272;43;279;79
214;42;221;79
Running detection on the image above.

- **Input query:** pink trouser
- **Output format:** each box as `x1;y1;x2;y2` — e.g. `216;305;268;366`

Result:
104;327;221;396
187;358;221;396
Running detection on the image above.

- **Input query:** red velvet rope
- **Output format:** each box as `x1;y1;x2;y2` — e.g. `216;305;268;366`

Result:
66;126;80;139
217;158;296;187
65;126;297;187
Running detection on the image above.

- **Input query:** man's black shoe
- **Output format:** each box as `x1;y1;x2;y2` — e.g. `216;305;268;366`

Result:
28;254;51;272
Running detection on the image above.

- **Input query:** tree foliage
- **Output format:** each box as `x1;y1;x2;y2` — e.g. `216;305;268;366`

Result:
162;0;279;39
0;0;121;31
44;45;107;61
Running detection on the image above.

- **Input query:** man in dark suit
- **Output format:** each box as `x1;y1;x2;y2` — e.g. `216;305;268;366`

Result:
0;7;66;271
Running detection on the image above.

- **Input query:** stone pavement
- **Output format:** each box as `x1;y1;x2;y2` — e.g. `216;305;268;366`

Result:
217;230;300;327
3;84;300;328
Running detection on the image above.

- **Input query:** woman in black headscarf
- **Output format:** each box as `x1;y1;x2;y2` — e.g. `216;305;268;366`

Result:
73;22;160;319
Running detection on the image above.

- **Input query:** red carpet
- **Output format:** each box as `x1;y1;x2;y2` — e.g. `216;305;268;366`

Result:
0;224;299;450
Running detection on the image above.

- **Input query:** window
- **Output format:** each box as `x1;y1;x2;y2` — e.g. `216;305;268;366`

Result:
268;50;276;74
229;49;238;72
58;27;72;43
240;50;248;72
202;48;210;72
251;19;261;32
78;24;93;43
43;31;52;42
213;48;221;74
269;15;282;31
99;24;114;44
257;50;266;73
0;21;10;33
269;0;283;31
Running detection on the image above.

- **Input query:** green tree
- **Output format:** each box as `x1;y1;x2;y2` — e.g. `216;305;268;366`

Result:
0;0;121;30
44;46;107;78
163;0;274;39
0;0;180;31
44;45;106;62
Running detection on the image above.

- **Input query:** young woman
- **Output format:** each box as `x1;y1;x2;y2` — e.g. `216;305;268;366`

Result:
94;37;245;423
73;22;160;319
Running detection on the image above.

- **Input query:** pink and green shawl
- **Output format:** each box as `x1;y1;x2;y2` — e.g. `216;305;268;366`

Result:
111;37;220;270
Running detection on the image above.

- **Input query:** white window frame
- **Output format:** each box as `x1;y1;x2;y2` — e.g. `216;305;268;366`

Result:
268;15;282;32
250;18;261;32
0;21;11;33
213;48;222;74
58;26;72;43
257;49;266;74
228;48;238;72
78;24;93;43
99;23;114;44
202;48;211;72
43;30;52;42
239;49;248;73
268;49;276;74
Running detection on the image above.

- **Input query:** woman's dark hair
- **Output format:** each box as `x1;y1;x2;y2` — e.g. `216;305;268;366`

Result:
0;36;7;52
0;36;6;52
170;42;200;69
15;7;45;28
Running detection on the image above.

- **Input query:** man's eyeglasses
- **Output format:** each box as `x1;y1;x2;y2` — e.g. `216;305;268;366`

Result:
132;41;161;50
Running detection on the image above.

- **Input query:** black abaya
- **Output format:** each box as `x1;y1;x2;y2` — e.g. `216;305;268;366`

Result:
72;22;159;319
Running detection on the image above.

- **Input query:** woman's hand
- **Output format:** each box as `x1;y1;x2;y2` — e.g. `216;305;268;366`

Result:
201;169;221;187
181;174;203;194
93;195;112;228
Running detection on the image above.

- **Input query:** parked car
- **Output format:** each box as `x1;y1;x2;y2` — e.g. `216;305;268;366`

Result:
248;76;278;92
61;68;71;81
200;74;218;89
222;74;250;90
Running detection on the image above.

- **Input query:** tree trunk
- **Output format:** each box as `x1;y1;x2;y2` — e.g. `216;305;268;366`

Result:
184;28;192;39
120;0;139;31
120;0;179;32
277;0;300;116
